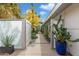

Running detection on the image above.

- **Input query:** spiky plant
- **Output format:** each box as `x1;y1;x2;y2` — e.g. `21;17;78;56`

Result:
1;35;15;47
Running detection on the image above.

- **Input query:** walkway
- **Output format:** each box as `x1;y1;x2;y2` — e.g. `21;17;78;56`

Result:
0;33;58;56
39;33;58;56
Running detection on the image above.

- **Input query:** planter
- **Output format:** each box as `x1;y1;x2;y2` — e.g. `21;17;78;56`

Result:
0;45;14;54
56;40;67;55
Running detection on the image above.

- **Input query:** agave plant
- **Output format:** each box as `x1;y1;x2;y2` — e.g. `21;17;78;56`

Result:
0;21;20;47
0;27;19;47
1;35;15;47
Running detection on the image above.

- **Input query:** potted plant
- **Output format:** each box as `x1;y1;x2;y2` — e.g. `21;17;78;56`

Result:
53;15;71;55
0;35;15;54
0;22;20;54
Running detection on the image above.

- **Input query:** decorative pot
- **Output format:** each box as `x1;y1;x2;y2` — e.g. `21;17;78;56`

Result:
56;40;67;55
0;45;14;54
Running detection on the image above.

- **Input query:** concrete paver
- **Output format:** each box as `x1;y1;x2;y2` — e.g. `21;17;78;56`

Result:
39;33;58;56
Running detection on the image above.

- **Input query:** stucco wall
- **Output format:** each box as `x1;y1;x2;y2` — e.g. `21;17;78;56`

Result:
26;20;31;46
62;4;79;56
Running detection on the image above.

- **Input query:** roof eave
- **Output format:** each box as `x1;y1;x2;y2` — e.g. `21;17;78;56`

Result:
44;3;72;24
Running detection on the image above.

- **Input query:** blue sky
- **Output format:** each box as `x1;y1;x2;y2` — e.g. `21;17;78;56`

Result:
18;3;55;22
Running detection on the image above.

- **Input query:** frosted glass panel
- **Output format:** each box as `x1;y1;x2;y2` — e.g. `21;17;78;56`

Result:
0;21;23;49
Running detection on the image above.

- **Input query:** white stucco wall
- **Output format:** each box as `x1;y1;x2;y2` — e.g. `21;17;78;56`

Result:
62;4;79;56
26;20;31;46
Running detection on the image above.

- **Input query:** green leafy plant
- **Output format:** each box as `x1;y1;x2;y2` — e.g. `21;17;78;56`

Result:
53;15;71;42
31;32;38;39
31;29;38;39
54;24;71;42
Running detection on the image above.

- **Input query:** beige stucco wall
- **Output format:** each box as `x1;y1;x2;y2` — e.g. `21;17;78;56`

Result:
62;4;79;56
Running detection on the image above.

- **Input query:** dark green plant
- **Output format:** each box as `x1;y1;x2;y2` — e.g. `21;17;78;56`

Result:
41;24;49;39
41;24;45;33
31;32;38;39
53;15;71;42
54;25;71;42
31;29;38;39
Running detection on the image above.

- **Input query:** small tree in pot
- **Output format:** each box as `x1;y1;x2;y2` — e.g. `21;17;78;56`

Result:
53;15;71;55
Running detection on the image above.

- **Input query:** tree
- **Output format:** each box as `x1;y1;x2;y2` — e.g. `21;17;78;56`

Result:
0;3;21;19
25;4;41;30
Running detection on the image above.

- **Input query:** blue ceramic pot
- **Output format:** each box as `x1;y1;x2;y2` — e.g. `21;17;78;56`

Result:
56;40;67;55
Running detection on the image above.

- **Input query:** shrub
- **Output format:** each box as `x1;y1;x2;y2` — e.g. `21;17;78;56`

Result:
31;32;38;39
41;24;49;39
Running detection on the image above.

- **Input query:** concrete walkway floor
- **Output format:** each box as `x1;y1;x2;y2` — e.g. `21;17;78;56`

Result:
0;33;58;56
39;33;58;56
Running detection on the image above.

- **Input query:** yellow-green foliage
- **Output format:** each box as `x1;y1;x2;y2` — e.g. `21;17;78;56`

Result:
0;3;21;19
26;9;41;29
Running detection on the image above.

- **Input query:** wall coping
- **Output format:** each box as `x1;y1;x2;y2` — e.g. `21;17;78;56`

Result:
26;20;31;25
